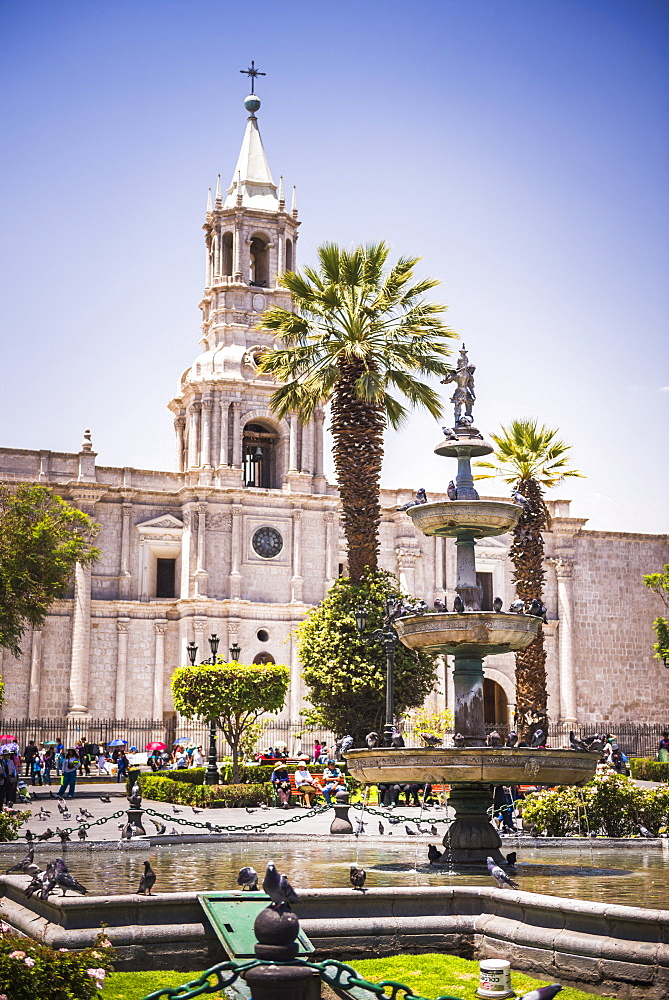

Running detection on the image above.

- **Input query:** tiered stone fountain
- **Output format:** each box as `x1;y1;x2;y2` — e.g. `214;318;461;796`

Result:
345;346;597;865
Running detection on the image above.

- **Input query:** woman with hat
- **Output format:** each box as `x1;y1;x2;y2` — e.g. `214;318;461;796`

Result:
293;758;323;807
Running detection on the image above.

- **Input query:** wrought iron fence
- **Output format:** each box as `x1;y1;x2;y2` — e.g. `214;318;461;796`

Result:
0;717;665;760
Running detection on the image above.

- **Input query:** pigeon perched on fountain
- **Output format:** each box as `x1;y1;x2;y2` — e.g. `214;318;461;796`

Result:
411;599;429;615
390;730;405;748
405;825;417;836
236;866;259;891
262;862;299;910
453;595;465;613
137;860;157;895
638;824;654;839
493;596;504;612
447;480;458;501
487;856;519;889
397;488;428;512
349;865;367;892
509;599;525;614
54;857;87;896
442;426;458;441
486;731;502;747
427;844;443;863
529;729;545;748
528;598;547;622
506;851;517;866
506;732;518;748
335;735;354;757
151;819;167;835
511;490;533;513
56;827;70;844
433;598;447;612
420;733;442;747
78;827;88;841
570;731;588;752
516;986;563;1000
5;847;35;875
365;732;380;748
453;733;465;747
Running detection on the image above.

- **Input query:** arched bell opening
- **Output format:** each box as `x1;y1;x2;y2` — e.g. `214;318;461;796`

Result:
250;234;269;287
285;238;293;272
242;421;278;489
222;232;233;276
483;678;508;725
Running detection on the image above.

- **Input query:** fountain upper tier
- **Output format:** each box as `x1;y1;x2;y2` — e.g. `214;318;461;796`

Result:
394;610;540;656
408;499;521;538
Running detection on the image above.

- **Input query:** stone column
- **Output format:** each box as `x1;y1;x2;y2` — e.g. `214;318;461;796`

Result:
193;616;207;664
231;401;242;469
194;501;208;597
288;415;298;471
153;621;167;721
433;535;446;604
396;543;420;596
291;508;303;603
211;392;221;472
28;628;42;718
301;419;314;476
115;618;129;719
551;557;577;723
187;402;201;469
324;512;336;588
119;500;132;599
228;504;242;599
233;221;242;282
180;508;193;599
174;415;186;472
68;561;92;718
219;399;229;467
200;395;213;469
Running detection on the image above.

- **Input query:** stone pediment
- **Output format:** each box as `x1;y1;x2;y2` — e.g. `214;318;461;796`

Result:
136;514;184;532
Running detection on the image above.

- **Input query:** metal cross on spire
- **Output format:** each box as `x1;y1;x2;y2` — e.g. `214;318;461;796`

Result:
239;60;266;95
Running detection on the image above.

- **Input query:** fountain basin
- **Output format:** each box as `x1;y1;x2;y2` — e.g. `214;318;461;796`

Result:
344;747;598;786
407;500;521;538
394;611;540;656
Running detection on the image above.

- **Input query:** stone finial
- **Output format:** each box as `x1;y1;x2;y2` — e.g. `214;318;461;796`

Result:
291;185;298;218
215;174;222;208
236;171;243;206
81;429;93;452
278;174;285;209
206;187;212;213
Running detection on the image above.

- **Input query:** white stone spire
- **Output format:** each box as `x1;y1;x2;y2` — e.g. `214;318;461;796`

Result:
225;95;278;211
291;185;298;218
206;187;212;213
215;174;222;208
278;174;285;209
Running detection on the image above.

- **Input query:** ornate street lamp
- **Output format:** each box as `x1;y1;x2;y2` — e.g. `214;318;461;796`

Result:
230;642;242;661
186;641;198;665
355;601;401;747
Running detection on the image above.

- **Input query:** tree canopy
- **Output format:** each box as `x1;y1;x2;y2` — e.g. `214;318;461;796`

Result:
297;570;438;742
642;564;669;666
0;485;99;658
171;662;290;782
475;419;582;738
258;241;456;580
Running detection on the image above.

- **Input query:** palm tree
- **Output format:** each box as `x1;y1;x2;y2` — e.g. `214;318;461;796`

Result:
258;241;456;581
475;419;583;739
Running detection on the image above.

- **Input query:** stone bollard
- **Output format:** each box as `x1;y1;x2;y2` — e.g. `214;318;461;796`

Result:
122;781;146;838
329;786;353;834
244;904;315;1000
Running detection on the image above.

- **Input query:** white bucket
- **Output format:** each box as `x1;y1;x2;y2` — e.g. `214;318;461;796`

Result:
476;959;514;998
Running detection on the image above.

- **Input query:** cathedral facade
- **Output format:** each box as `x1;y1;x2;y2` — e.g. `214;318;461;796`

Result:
0;96;667;728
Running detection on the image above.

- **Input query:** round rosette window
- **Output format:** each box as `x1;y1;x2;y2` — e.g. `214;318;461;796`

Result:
252;526;283;559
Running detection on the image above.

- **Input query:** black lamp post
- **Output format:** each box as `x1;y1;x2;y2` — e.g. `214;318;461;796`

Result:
355;600;401;747
230;642;241;661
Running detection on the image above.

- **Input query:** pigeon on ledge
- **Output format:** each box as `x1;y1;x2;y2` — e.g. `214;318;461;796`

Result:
262;862;299;910
349;865;367;892
237;866;258;890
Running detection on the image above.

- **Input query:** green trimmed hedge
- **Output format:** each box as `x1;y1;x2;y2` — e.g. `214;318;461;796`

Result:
138;774;272;808
162;768;207;785
630;758;669;782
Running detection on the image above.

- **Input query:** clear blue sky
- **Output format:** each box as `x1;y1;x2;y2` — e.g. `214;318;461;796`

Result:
1;0;667;533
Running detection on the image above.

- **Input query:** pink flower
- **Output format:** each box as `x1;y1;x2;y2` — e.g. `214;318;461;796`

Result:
0;922;11;933
99;939;112;947
0;992;8;999
24;957;35;967
9;950;25;959
58;948;69;952
87;968;107;980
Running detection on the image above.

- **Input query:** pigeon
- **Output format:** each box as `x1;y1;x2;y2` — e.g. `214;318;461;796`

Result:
388;816;401;825
397;488;428;512
57;799;66;815
442;426;458;441
24;829;34;843
62;809;71;821
430;825;438;837
349;865;367;892
530;729;545;748
137;860;157;895
151;820;167;835
378;821;384;835
506;852;517;866
54;857;87;896
638;824;654;838
511;490;532;512
79;807;93;819
453;595;465;613
365;732;380;748
5;847;35;874
56;827;70;844
99;795;111;804
172;806;182;815
582;733;601;746
447;480;457;501
586;737;606;752
335;735;354;757
405;825;417;836
390;730;405;748
169;827;179;835
487;731;502;747
192;807;202;814
570;731;588;752
37;808;51;821
245;807;257;814
453;733;465;747
427;844;443;863
528;598;547;621
36;827;54;841
492;596;504;613
411;599;429;615
509;599;525;614
354;820;366;836
433;599;447;612
262;862;299;910
49;790;58;799
25;863;54;900
77;826;88;841
237;866;258;891
506;732;518;748
420;732;442;748
516;986;563;1000
487;856;519;889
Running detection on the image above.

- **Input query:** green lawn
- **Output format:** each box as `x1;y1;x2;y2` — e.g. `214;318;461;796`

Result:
103;954;598;999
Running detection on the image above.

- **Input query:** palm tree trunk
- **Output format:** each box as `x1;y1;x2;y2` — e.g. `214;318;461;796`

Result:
509;478;549;739
330;359;385;582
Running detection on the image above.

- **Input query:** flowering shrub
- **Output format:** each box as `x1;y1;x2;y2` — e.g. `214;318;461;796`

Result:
522;773;669;837
0;810;30;842
0;928;113;999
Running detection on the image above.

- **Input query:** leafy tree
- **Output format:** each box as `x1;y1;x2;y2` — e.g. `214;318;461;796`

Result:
402;706;454;740
297;571;438;742
475;419;582;739
0;485;99;659
259;241;456;581
171;662;289;782
642;565;669;666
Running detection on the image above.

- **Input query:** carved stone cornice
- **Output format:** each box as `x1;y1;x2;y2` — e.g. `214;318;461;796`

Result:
68;486;106;508
548;556;574;579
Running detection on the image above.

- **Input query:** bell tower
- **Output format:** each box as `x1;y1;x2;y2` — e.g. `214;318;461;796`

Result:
169;74;326;494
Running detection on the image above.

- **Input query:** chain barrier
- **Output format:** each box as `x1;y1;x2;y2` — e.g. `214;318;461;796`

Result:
24;810;126;841
143;802;331;833
351;802;453;826
141;955;462;1000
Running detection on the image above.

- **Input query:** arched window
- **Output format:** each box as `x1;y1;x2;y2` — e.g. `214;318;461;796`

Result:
222;232;233;276
285;238;293;272
253;652;275;664
483;678;508;725
242;421;278;489
250;235;269;286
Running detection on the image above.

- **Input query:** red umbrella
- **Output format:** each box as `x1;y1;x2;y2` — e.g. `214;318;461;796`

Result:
146;741;166;752
0;735;16;741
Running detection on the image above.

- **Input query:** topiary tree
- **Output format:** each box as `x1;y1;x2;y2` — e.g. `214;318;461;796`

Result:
171;663;290;783
297;570;438;743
